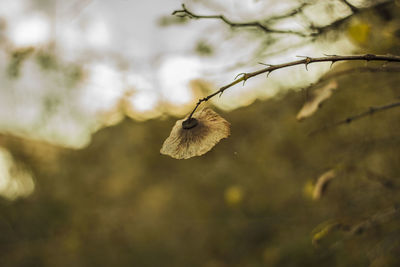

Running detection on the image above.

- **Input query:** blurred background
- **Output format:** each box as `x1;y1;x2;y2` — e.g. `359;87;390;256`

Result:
1;0;400;266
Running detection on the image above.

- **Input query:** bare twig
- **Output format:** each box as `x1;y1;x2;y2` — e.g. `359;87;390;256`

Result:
364;169;396;190
315;206;400;247
185;54;400;120
172;4;309;37
173;1;394;38
350;206;400;235
309;101;400;136
261;2;310;23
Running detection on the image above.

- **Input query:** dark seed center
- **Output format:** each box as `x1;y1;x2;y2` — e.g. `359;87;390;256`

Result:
182;118;198;129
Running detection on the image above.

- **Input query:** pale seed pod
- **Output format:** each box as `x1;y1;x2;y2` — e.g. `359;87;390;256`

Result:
160;108;230;159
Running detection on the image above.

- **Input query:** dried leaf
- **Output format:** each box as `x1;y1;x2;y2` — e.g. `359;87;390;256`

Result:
312;169;336;200
311;220;343;247
160;108;230;159
296;80;338;121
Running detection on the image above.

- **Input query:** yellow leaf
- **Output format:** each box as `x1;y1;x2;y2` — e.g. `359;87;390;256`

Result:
347;21;371;45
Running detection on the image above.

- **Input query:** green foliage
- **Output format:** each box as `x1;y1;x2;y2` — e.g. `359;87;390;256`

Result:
36;51;59;71
157;15;188;27
7;47;34;78
195;40;213;56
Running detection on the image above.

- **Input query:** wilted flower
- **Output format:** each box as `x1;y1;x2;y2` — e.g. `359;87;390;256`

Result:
160;108;230;159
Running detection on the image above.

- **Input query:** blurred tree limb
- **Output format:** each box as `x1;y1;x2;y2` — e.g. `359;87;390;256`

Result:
309;100;400;135
173;1;395;38
173;3;310;37
313;206;400;247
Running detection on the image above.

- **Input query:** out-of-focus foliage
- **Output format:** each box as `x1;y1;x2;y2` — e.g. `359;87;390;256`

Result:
1;62;400;266
195;40;214;56
157;15;188;27
7;47;35;78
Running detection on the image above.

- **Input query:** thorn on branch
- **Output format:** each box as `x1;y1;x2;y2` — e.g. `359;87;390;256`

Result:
324;53;338;57
258;62;274;67
234;72;246;80
297;56;312;70
330;58;340;68
233;72;249;85
297;55;311;60
180;3;187;11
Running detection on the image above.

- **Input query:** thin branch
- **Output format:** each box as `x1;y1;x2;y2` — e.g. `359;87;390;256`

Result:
316;206;400;248
309;101;400;136
261;2;310;23
350;206;400;236
186;54;400;120
172;4;309;37
364;169;396;190
173;1;394;38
